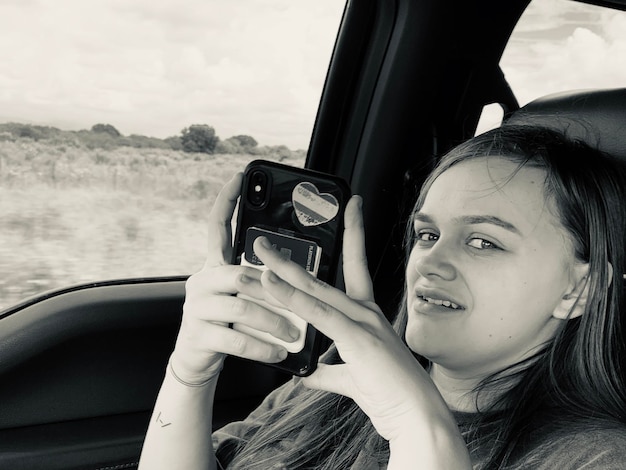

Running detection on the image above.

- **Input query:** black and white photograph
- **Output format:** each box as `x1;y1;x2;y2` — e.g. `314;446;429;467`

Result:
1;1;626;469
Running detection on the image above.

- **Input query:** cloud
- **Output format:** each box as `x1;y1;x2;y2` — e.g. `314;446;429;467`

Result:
501;0;626;106
0;0;344;148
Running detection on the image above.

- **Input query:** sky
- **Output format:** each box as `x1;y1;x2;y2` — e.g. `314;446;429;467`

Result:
0;0;625;149
0;0;345;149
502;0;626;102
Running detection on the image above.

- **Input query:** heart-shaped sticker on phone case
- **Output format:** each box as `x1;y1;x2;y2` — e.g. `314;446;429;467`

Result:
292;182;339;226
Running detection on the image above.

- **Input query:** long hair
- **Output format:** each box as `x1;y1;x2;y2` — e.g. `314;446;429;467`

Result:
225;125;626;469
406;125;626;467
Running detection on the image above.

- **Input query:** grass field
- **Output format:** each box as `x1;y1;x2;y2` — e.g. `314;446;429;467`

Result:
0;138;304;310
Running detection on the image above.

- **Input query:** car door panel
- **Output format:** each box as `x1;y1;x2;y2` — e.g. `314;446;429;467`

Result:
0;279;289;469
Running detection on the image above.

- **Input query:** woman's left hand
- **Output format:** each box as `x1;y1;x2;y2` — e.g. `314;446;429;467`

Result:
252;196;453;444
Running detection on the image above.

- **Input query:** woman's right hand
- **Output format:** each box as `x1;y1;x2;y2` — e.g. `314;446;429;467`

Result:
168;173;299;386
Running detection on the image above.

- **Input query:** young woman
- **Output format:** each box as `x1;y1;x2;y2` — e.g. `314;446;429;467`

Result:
139;125;626;469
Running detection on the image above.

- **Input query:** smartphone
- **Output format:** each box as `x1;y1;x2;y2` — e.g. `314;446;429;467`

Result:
231;160;351;376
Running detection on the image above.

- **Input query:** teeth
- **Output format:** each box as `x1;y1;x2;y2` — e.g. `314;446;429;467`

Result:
422;296;460;310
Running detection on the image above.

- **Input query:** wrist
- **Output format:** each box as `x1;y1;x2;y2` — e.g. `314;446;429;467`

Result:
167;357;223;388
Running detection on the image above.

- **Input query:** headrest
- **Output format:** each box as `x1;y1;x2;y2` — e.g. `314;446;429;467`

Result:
505;88;626;162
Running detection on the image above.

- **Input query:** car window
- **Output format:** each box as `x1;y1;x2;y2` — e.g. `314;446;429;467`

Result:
0;1;345;310
477;0;626;133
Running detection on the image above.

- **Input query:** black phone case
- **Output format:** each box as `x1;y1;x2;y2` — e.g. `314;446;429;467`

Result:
232;160;351;376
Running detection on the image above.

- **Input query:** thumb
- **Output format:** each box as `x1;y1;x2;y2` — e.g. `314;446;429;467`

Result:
342;196;375;302
301;363;354;399
204;172;243;267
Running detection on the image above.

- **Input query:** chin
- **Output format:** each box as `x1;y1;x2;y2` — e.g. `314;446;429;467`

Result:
404;322;429;356
404;320;451;363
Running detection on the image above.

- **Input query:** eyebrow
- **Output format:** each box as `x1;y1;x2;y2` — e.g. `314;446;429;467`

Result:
413;212;521;235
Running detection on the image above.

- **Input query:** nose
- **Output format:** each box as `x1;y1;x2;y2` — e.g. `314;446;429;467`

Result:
411;241;457;281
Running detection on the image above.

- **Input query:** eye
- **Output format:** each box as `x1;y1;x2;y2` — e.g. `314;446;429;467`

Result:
467;237;500;250
415;230;439;245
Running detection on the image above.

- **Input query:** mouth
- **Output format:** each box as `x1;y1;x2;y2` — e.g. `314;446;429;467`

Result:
413;288;465;312
417;295;463;310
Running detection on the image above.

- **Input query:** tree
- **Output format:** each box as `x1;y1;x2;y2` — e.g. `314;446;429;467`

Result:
164;136;183;151
180;125;219;154
229;135;258;148
214;139;239;154
91;123;121;137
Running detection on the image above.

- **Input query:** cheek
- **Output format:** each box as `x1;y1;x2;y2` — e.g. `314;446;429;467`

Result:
470;264;566;323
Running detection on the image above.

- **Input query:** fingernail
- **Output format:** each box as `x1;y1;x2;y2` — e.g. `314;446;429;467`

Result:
239;274;251;284
259;236;271;249
288;324;300;340
354;195;363;209
266;271;279;283
277;348;288;360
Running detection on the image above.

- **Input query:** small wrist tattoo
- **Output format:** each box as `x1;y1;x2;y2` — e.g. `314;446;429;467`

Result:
156;411;171;428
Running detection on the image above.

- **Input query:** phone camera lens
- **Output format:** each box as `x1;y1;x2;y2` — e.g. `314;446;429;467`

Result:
247;170;268;207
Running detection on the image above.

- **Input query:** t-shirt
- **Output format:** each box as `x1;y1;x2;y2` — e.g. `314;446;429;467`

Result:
213;377;626;469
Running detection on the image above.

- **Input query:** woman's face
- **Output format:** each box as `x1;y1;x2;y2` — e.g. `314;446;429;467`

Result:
405;156;583;378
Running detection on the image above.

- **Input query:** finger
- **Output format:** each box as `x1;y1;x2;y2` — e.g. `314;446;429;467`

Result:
301;363;354;398
200;321;288;363
197;294;301;343
254;236;367;323
235;269;288;311
185;264;262;298
205;172;243;267
342;195;375;302
260;268;361;342
234;270;265;300
185;267;299;343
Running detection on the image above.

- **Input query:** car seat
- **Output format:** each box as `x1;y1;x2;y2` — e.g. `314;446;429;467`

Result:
504;88;626;161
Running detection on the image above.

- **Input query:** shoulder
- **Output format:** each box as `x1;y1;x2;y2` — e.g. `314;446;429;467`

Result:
520;423;626;469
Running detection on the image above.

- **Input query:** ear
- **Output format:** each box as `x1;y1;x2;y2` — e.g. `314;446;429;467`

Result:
552;262;591;320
